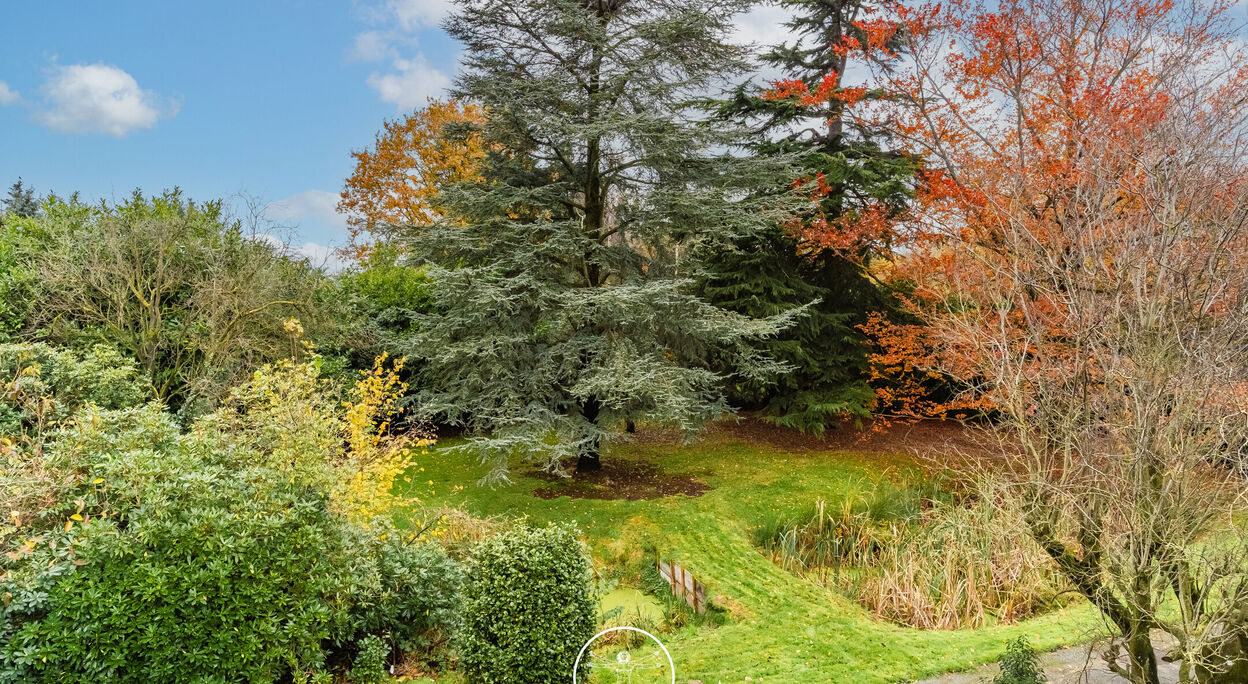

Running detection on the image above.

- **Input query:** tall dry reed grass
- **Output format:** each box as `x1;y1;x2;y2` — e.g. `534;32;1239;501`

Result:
753;480;1067;629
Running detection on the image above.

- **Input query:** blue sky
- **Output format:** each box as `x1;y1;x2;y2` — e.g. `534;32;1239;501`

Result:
0;1;471;266
0;0;784;266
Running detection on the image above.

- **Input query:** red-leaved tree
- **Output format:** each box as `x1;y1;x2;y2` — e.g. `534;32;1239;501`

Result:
866;0;1248;680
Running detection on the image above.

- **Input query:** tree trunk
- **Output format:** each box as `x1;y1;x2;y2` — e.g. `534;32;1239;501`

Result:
1125;627;1161;684
576;18;605;480
576;396;603;474
576;448;602;473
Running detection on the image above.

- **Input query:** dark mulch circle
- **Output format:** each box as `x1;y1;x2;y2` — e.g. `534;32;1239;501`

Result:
530;460;708;501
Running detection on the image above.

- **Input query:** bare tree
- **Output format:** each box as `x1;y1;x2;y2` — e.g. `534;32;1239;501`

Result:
876;0;1248;681
27;190;331;414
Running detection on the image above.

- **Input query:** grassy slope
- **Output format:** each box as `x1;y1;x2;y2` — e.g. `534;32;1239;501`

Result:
398;430;1101;684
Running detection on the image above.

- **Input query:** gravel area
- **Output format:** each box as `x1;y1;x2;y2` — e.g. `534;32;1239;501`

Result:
914;636;1181;684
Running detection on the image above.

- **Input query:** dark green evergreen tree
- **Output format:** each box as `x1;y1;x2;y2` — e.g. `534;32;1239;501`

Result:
699;231;882;432
704;0;919;434
406;0;803;478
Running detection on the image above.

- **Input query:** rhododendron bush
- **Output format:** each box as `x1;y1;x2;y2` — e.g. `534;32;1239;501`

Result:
0;349;460;682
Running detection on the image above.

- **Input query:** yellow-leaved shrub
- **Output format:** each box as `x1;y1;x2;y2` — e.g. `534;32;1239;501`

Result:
339;353;435;528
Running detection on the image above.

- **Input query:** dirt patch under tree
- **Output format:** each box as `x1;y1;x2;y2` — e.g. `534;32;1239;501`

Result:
530;460;708;501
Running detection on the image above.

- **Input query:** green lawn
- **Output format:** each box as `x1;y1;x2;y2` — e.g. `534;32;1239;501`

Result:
397;426;1099;683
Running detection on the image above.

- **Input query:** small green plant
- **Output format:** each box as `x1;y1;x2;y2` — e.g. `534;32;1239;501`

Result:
992;636;1043;684
349;634;390;684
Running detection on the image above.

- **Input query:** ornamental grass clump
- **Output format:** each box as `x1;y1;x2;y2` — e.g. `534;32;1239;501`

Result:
755;480;1067;629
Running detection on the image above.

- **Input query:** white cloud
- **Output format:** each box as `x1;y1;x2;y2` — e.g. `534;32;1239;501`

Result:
36;63;175;136
0;82;20;106
350;30;397;62
262;189;350;232
352;0;457;108
389;0;455;30
367;55;452;110
254;233;348;272
732;2;792;50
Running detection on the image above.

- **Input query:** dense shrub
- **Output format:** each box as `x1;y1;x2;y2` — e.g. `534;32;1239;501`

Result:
340;243;433;322
0;343;148;437
347;538;464;658
0;216;36;340
1;405;347;681
0;358;460;683
8;190;335;416
457;524;598;684
320;243;434;400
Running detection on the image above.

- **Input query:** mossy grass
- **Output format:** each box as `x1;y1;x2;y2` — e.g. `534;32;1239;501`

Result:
395;430;1100;683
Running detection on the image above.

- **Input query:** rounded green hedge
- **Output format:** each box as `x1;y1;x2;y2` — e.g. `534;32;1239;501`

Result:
457;524;598;684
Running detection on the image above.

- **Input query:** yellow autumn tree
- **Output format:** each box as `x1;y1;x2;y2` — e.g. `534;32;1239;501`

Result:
339;352;436;526
338;99;486;260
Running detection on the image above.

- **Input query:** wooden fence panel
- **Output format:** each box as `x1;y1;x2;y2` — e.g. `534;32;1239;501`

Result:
656;557;705;613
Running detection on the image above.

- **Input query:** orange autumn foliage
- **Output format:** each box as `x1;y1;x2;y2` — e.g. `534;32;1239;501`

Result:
883;0;1248;264
338;99;486;260
755;1;920;257
866;5;1248;675
859;311;992;427
854;0;1248;424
